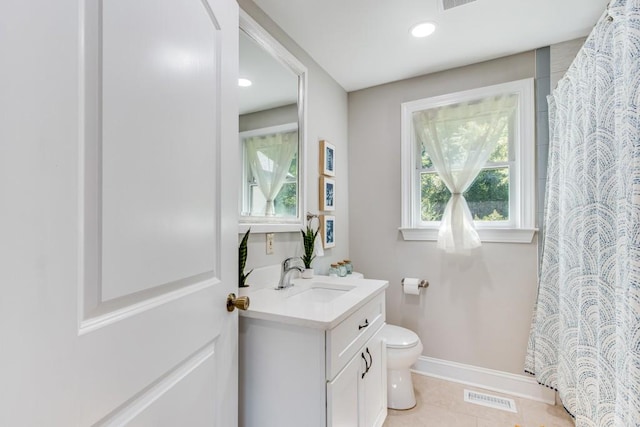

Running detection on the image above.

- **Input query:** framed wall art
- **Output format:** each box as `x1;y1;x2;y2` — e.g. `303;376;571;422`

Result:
319;140;335;177
320;215;336;249
319;176;335;211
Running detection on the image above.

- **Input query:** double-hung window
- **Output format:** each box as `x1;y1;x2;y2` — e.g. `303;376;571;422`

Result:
240;123;299;219
400;79;536;245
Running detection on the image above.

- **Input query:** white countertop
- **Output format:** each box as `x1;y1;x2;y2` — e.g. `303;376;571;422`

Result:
238;274;388;329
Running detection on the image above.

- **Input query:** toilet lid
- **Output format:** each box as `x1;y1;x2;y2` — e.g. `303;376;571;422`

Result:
383;324;420;349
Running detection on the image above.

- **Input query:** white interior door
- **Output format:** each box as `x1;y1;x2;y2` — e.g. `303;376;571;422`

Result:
0;0;239;425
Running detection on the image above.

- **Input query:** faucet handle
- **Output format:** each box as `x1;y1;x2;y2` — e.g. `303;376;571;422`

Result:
282;256;301;270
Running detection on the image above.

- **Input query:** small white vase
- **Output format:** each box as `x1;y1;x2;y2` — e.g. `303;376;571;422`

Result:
301;268;314;279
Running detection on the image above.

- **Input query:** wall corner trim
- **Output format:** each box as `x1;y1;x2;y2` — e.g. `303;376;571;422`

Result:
411;356;555;404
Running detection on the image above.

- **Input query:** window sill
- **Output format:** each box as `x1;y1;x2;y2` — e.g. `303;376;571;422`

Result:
399;227;537;243
239;222;303;234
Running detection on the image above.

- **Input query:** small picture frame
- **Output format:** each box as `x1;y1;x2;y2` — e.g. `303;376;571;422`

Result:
319;140;336;177
321;215;336;249
319;176;335;211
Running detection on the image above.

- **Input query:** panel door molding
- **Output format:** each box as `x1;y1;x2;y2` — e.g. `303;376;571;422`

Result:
79;0;224;332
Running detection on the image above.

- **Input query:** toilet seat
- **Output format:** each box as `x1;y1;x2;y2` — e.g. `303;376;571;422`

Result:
383;324;420;349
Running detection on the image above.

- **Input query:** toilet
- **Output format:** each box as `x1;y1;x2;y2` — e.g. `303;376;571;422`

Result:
350;272;423;410
380;324;423;410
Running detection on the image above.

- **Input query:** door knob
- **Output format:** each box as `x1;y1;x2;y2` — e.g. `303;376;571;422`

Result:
227;293;250;312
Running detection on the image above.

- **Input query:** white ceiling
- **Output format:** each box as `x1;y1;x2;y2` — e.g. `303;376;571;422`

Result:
252;0;609;92
239;30;298;115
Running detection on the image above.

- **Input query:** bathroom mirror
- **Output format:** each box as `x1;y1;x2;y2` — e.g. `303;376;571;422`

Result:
239;10;307;233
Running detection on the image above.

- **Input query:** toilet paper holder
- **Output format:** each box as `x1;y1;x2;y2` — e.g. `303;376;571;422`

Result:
401;278;429;288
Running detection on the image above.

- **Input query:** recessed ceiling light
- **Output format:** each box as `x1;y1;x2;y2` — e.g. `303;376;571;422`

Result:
410;22;436;38
238;78;252;87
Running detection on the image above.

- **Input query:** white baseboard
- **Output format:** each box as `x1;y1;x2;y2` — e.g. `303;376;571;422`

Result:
411;356;555;405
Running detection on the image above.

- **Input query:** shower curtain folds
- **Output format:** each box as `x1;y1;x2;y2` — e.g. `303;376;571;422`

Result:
526;1;640;426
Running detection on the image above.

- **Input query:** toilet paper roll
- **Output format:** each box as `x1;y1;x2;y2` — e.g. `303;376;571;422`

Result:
403;277;421;295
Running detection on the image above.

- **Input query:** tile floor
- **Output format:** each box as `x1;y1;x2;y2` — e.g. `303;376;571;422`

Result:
383;374;575;427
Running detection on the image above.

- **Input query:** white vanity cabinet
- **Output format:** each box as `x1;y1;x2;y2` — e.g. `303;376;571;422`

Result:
327;327;386;427
239;289;387;427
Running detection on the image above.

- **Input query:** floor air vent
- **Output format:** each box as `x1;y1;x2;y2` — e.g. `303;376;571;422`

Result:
463;390;517;413
441;0;477;11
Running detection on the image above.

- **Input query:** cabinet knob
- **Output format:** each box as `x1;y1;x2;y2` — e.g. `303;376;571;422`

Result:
358;319;369;330
227;293;250;312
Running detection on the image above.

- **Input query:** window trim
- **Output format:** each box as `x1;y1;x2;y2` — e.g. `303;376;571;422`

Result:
400;78;537;243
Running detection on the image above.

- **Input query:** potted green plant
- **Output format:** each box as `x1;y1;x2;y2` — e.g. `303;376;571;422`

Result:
300;223;319;278
239;228;252;288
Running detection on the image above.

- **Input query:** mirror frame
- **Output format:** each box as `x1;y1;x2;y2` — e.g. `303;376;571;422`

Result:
238;9;308;233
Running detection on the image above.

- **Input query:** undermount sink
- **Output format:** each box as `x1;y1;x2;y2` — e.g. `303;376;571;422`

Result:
238;267;388;329
246;281;356;304
286;283;355;303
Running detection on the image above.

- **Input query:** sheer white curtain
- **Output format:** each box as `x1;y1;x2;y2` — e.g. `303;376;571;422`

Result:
245;131;297;216
412;96;516;253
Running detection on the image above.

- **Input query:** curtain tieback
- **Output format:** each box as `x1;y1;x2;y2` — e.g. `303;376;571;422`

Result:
451;192;463;195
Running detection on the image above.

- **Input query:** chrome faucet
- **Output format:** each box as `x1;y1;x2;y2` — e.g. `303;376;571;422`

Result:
277;257;303;289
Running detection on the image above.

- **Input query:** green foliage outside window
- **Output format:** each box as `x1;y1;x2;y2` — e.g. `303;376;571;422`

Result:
421;168;509;222
272;152;298;216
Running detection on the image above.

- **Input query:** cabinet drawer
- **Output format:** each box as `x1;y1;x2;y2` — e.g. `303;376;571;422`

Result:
326;292;385;380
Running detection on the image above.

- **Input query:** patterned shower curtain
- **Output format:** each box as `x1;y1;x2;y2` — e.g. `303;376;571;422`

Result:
525;1;640;426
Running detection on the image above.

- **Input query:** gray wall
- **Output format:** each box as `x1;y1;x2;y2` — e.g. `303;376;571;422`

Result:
348;52;539;375
535;47;551;262
238;0;349;275
239;104;298;132
550;37;587;89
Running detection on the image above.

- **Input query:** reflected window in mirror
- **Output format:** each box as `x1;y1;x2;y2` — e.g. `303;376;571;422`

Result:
239;10;307;232
240;123;298;217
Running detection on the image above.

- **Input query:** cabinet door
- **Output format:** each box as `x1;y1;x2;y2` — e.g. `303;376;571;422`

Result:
327;326;388;427
327;345;367;427
361;328;388;427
